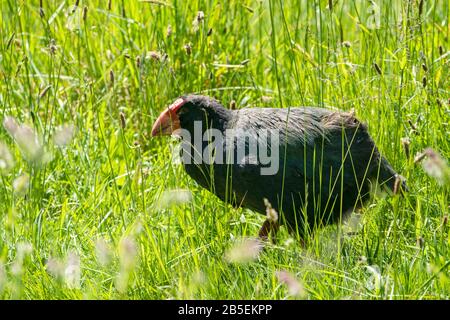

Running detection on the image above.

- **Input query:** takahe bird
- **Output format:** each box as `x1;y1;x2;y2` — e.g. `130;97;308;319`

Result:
151;95;406;240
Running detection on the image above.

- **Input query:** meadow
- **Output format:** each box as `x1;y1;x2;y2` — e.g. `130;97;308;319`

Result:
0;0;449;299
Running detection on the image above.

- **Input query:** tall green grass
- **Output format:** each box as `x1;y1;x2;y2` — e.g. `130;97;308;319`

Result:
0;0;449;299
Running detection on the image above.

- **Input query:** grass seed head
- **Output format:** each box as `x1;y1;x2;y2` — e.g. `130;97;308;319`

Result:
82;6;88;21
263;198;278;222
0;263;5;293
13;174;29;196
95;239;113;266
196;11;205;22
157;189;192;209
328;0;333;10
421;63;428;72
39;0;45;18
12;242;33;275
275;270;305;297
39;85;52;99
48;39;57;55
393;174;402;195
146;51;161;61
71;0;80;14
184;43;192;55
136;55;141;68
191;270;206;287
54;124;75;147
225;238;263;263
14;125;42;160
408;119;419;135
6;33;15;50
0;142;14;173
116;237;138;293
400;137;411;159
106;49;114;60
119;112;126;129
416;237;425;248
192;11;204;32
365;265;382;291
118;237;138;270
373;62;382;75
420;148;450;185
64;252;81;289
261;96;273;103
17;242;32;257
3;116;18;136
342;41;351;48
418;0;424;16
10;123;52;164
358;255;368;265
414;151;426;164
46;257;65;280
109;69;115;85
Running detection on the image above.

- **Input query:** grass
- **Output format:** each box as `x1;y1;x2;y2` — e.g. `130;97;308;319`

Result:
0;0;449;299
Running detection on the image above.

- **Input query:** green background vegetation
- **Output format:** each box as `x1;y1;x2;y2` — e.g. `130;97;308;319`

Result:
0;0;449;299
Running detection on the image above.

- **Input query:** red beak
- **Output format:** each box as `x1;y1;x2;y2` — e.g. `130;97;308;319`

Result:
151;98;185;136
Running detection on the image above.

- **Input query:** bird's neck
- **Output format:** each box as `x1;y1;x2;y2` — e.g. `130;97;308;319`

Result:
209;105;233;130
179;106;233;188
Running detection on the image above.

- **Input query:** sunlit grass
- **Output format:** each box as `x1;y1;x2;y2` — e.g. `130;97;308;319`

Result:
0;0;449;299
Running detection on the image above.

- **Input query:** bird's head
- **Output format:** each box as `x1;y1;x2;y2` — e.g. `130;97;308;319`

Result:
151;95;231;137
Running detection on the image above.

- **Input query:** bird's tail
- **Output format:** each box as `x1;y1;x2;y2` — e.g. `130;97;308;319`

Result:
376;156;408;194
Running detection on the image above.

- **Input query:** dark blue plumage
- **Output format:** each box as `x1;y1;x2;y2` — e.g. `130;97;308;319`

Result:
153;95;405;237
